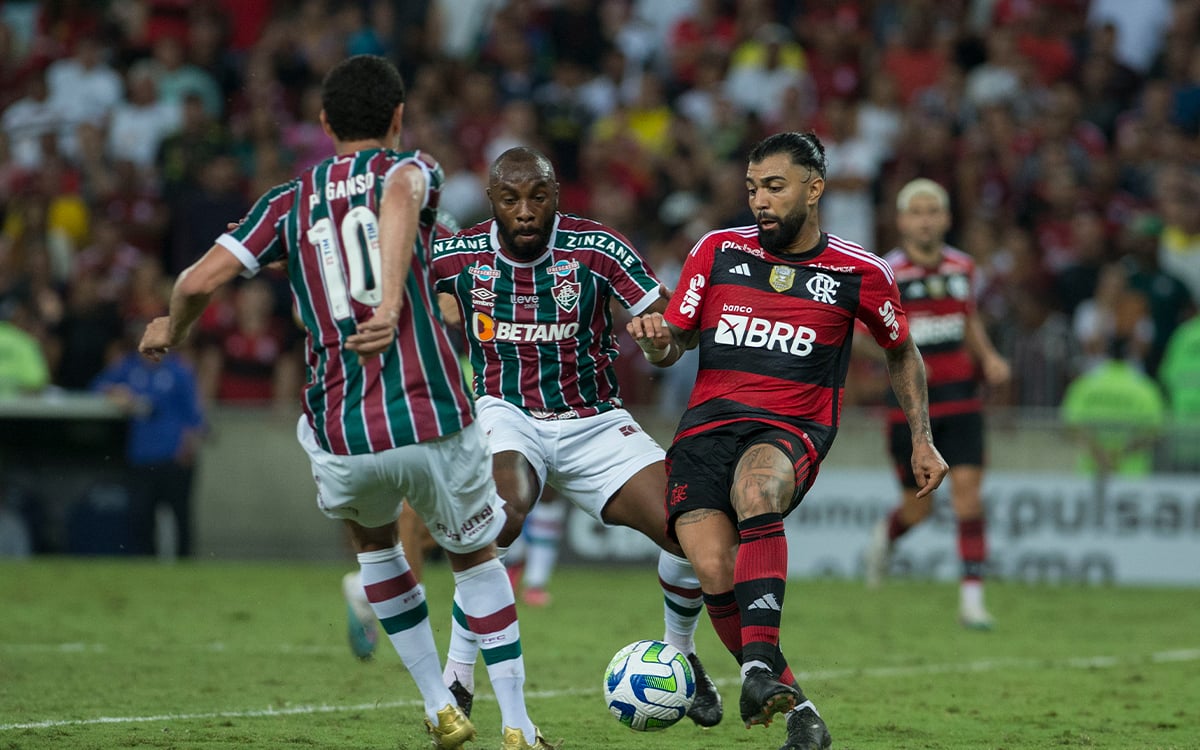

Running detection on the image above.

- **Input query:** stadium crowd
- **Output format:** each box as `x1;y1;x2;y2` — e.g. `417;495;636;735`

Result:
0;0;1197;418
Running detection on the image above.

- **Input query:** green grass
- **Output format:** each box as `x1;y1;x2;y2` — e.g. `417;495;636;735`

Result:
1;559;1197;749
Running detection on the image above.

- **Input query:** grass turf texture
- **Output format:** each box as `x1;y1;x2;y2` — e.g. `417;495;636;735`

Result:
1;559;1197;749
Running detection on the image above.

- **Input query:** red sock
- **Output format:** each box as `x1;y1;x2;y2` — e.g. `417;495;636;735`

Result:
734;513;787;669
703;590;742;662
958;517;987;580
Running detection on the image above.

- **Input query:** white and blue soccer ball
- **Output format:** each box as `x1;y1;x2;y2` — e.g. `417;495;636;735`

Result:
603;639;696;731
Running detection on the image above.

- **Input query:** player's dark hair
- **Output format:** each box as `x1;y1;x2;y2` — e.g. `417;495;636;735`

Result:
320;55;406;142
748;131;826;180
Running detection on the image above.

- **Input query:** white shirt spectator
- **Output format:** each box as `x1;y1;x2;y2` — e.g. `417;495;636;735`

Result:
107;72;181;169
46;40;124;129
1087;0;1172;74
1;76;68;169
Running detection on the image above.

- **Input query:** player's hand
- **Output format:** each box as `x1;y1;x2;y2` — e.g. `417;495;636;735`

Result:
627;312;671;352
345;309;399;362
139;316;177;362
910;442;949;498
982;354;1011;386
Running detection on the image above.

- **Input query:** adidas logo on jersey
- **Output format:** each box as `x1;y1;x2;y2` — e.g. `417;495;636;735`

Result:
747;593;781;612
714;314;816;356
728;263;751;276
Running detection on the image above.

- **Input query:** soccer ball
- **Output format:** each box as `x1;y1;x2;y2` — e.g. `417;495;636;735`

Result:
603;639;696;731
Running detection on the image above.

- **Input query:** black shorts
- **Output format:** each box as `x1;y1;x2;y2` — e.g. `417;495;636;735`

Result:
888;411;984;488
665;421;820;541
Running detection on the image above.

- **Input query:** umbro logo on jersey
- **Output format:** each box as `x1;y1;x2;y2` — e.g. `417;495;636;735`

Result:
729;263;751;276
747;593;781;612
470;287;497;307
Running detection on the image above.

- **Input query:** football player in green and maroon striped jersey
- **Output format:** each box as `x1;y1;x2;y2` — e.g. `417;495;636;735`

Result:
138;55;556;750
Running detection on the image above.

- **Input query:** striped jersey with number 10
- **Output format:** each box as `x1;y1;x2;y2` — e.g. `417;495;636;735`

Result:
432;214;661;419
217;148;473;455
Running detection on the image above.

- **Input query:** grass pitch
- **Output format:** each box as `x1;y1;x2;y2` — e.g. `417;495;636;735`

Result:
1;559;1197;749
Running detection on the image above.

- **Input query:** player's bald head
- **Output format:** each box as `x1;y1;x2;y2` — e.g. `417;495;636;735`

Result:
489;147;556;187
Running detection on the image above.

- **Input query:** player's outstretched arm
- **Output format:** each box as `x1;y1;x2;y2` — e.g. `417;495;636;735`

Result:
883;336;949;497
139;244;245;361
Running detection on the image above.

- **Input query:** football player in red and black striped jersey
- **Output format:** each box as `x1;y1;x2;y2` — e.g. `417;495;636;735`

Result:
630;132;948;749
860;178;1010;630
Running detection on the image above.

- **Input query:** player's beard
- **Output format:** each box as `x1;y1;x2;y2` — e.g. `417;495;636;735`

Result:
496;217;553;261
757;204;808;254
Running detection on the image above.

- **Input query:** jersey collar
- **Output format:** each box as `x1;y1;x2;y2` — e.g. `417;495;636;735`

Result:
766;231;829;263
490;214;562;267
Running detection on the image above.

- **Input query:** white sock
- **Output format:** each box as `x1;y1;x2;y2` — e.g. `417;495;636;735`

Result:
454;558;535;738
444;589;478;693
523;500;566;589
960;579;985;611
740;660;773;680
357;545;453;721
658;551;702;655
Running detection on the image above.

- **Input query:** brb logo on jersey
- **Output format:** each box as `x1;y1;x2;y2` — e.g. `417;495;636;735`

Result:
806;272;840;305
472;312;580;343
715;314;816;356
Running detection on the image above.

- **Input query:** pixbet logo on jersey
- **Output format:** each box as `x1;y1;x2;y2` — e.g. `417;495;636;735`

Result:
715;314;816;356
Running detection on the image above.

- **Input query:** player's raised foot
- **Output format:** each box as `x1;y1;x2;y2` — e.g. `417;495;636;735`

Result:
448;679;474;718
340;572;377;661
521;586;551;607
779;704;832;750
863;519;890;589
424;704;476;749
500;725;562;750
685;652;723;727
959;603;995;631
739;667;799;728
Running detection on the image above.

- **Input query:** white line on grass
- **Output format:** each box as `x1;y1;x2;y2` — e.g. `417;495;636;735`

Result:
3;647;1197;732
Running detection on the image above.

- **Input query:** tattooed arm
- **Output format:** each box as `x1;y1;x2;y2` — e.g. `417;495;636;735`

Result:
884;337;949;497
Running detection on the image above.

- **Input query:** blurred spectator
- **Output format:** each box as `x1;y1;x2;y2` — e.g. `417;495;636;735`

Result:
157;91;232;201
998;287;1078;409
196;278;300;409
1119;213;1195;378
1157;313;1200;471
1052;209;1110;318
45;36;122;152
1155;166;1200;306
1;66;67;170
722;22;810;124
1061;337;1166;477
91;326;205;557
0;300;50;397
1073;263;1153;373
1086;0;1172;75
879;6;947;106
165;153;247;276
132;34;223;118
71;215;143;303
106;66;182;174
281;84;334;174
816;96;879;248
51;272;123;390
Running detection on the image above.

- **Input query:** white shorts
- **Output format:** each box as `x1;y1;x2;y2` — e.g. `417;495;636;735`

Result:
298;417;503;554
474;396;665;522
